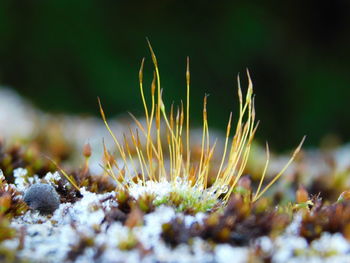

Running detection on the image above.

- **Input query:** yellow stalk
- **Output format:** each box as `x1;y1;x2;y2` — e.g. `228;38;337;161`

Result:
147;72;157;177
155;104;163;180
103;140;127;185
129;128;147;184
123;132;139;181
216;112;233;179
198;95;208;184
128;113;160;161
221;122;250;186
170;105;176;180
49;158;80;191
146;39;165;181
167;133;174;181
201;140;217;189
139;58;149;125
186;57;191;176
147;45;182;182
178;103;185;178
175;106;183;179
133;129;150;180
224;122;259;201
106;162;126;189
98;98;131;176
254;136;306;201
253;142;270;201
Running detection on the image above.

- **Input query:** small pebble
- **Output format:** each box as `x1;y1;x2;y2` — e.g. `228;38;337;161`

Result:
24;183;60;214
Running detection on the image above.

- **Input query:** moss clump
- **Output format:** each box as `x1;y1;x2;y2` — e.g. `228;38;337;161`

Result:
154;187;218;214
136;193;156;214
0;173;28;218
299;196;350;242
0;141;56;184
161;194;290;247
115;189;134;214
198;195;290;245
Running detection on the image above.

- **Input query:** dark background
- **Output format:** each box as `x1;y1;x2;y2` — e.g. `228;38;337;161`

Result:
0;0;350;150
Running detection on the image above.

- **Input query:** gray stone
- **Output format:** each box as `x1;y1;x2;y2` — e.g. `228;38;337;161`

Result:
24;183;60;214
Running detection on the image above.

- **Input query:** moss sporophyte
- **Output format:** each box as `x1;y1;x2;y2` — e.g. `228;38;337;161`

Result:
38;40;305;212
78;40;305;207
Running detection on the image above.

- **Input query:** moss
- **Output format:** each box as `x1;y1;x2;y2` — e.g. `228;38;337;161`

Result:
116;189;134;214
118;232;139;251
0;216;15;243
0;141;56;183
136;193;156;214
299;197;350;242
0;176;28;218
154;188;218;214
160;194;291;247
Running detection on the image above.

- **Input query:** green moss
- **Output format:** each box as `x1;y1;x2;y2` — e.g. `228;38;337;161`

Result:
154;188;218;214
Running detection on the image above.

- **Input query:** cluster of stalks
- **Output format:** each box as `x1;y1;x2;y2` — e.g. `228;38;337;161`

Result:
61;42;304;204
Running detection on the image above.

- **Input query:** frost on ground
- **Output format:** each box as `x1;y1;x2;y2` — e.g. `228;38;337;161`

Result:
1;169;350;263
4;175;214;263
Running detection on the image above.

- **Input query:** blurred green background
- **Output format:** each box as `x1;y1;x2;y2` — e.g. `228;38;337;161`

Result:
0;0;350;150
